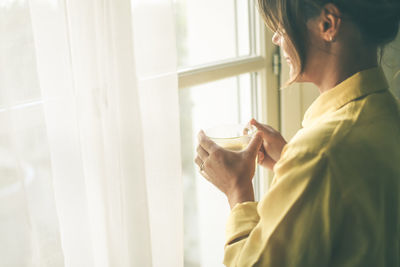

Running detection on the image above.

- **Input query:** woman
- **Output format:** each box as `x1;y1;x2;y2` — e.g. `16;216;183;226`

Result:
195;0;400;266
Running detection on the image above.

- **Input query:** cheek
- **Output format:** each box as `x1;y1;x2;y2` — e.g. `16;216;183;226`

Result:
281;40;294;73
281;36;307;82
281;40;293;63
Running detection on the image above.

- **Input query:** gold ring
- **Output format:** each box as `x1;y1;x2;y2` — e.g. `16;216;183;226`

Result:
200;162;205;171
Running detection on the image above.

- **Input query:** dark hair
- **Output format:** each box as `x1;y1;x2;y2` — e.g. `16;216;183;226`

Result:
257;0;400;84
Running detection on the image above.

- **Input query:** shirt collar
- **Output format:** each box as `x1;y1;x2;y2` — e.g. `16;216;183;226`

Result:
302;67;389;128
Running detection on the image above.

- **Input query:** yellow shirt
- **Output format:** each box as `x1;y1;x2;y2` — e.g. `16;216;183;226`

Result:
223;67;400;267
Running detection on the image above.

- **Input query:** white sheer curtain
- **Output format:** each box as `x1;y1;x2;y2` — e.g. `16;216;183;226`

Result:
0;0;182;266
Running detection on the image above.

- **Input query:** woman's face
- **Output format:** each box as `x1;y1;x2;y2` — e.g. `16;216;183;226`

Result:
271;23;321;84
272;30;298;81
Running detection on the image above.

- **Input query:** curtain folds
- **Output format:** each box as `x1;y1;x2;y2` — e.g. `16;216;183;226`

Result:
0;0;182;266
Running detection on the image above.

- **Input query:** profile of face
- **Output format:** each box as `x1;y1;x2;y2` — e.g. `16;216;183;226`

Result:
260;0;399;91
271;7;346;85
272;30;297;80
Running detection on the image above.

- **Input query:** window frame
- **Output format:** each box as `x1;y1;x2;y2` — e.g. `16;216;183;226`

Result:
176;4;280;196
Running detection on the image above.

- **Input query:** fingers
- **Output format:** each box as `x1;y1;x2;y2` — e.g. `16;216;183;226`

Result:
242;125;251;135
194;156;207;174
250;118;275;141
196;145;209;161
257;151;264;164
250;118;272;131
194;155;210;180
194;156;202;168
257;145;266;164
259;152;276;170
250;118;262;128
197;130;218;153
245;132;263;157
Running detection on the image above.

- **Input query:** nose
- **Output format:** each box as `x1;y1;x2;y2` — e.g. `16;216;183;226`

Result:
272;31;280;46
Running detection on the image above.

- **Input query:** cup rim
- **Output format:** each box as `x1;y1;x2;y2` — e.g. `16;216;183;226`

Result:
204;123;256;140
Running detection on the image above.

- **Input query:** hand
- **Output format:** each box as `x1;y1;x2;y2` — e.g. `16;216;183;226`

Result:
249;118;287;171
194;130;263;209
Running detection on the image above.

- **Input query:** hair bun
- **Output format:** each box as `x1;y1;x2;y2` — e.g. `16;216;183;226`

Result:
334;1;400;46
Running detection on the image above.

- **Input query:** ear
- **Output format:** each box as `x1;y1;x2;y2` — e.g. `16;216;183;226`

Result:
319;3;342;42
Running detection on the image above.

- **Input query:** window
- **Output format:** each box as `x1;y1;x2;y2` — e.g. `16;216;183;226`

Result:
174;0;280;266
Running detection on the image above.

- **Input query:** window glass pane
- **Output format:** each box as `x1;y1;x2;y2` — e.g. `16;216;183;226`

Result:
179;73;255;267
174;0;252;68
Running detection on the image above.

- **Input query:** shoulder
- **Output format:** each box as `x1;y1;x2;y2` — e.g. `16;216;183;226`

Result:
274;89;400;182
281;116;350;161
286;90;400;159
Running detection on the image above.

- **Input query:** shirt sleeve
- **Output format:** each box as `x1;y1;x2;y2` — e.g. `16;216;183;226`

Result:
223;150;340;267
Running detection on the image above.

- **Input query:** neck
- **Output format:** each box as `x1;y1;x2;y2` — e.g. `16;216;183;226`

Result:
309;46;378;94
